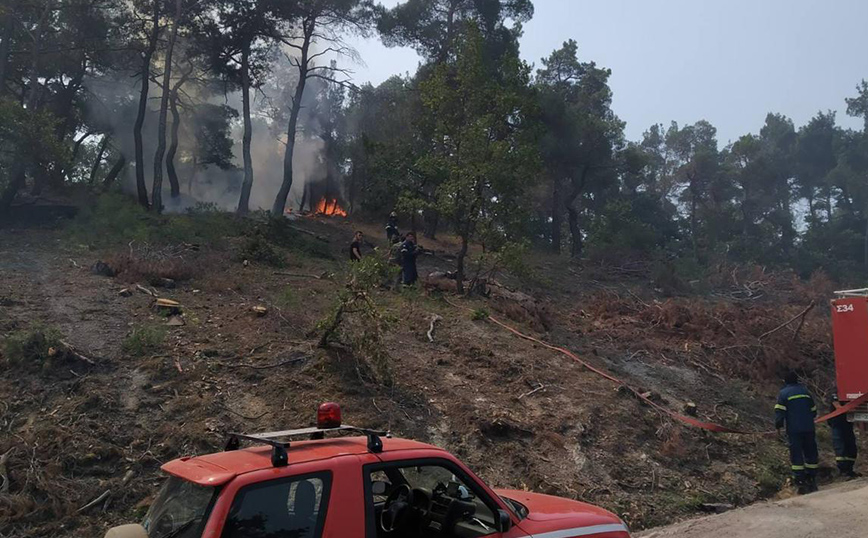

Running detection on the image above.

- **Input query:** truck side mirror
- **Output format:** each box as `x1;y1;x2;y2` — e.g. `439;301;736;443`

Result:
496;509;512;532
372;480;389;495
104;524;148;538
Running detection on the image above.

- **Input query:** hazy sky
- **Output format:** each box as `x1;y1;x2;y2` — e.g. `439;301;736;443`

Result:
344;0;868;144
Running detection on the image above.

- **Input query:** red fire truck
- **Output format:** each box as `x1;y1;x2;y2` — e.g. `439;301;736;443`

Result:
831;289;868;421
105;403;630;538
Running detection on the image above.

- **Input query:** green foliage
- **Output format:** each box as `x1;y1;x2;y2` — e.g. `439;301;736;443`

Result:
276;286;300;308
68;192;154;246
2;326;62;365
237;235;285;267
586;198;678;262
122;326;166;357
317;256;394;385
470;308;489;321
68;193;246;248
258;217;333;259
419;24;539;287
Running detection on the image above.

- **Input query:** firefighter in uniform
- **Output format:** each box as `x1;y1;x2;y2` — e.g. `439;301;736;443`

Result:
775;372;819;494
828;394;860;478
385;212;399;243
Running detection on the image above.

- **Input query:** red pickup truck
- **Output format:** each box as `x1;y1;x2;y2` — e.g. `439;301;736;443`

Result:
105;404;630;538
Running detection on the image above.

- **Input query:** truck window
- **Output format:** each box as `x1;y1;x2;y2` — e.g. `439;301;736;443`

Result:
365;461;497;538
221;472;330;538
143;477;216;538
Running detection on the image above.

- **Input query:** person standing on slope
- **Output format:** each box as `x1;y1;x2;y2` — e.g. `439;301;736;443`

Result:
828;394;861;479
385;212;399;243
775;372;819;494
400;232;419;286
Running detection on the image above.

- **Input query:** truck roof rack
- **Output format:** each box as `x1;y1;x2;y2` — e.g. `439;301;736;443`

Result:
224;425;390;467
834;288;868;298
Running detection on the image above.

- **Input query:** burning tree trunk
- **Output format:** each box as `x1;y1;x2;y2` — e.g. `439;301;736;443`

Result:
152;0;183;212
133;4;160;209
236;45;255;215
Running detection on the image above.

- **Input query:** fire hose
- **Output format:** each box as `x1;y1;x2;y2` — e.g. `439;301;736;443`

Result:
448;298;868;435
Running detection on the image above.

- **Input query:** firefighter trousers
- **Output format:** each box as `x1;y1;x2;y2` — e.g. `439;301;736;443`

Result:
832;423;858;473
788;431;819;483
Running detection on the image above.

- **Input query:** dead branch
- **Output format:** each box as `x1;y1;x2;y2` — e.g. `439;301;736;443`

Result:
0;447;14;494
136;284;158;297
273;271;326;280
427;315;442;343
758;301;816;340
58;340;96;365
77;489;111;513
518;384;546;400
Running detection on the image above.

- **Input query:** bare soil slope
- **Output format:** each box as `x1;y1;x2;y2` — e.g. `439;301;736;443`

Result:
0;212;862;537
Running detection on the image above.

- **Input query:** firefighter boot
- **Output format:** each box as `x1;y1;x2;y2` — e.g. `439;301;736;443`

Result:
807;474;818;493
794;476;808;495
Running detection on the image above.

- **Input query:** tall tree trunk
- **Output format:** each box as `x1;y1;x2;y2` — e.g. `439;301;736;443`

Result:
299;182;308;212
236;45;255;214
102;154;126;190
566;166;590;259
690;195;698;259
550;178;562;253
567;203;583;258
133;5;159;209
456;233;469;294
152;0;182;212
88;135;109;185
0;8;12;96
422;208;438;239
0;2;48;212
166;88;181;197
272;21;312;216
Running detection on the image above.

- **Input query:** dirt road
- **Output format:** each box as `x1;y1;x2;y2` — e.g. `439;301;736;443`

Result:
639;479;868;538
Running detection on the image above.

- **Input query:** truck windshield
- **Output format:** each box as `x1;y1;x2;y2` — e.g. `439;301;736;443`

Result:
143;477;216;538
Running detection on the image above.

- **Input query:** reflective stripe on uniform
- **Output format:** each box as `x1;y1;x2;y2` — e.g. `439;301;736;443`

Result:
791;465;805;471
774;404;787;411
836;456;857;462
805;463;819;469
526;523;630;538
788;394;811;401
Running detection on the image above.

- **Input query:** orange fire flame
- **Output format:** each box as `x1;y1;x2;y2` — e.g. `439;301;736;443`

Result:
314;197;348;217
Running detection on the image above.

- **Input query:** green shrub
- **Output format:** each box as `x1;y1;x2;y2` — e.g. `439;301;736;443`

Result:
2;327;62;364
471;308;489;321
237;236;285;267
276;286;300;308
122;326;166;357
68;192;153;246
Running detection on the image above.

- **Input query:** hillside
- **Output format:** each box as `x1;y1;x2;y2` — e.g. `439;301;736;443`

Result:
0;203;860;537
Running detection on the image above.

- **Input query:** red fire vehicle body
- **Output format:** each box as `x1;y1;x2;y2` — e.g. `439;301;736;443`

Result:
831;289;868;421
105;404;630;538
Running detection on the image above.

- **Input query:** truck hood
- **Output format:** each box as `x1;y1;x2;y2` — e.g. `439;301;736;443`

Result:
496;489;630;537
